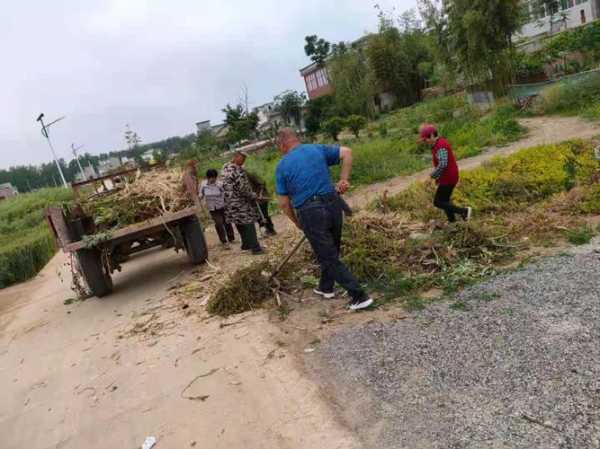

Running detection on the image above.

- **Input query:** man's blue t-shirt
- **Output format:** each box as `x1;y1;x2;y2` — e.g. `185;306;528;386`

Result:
275;144;340;208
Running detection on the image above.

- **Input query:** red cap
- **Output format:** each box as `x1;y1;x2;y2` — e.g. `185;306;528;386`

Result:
418;124;437;142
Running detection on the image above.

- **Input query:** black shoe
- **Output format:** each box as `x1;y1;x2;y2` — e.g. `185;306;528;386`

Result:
348;297;374;311
251;248;265;255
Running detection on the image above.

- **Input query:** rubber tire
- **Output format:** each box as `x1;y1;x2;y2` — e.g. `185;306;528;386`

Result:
181;217;208;265
76;249;113;297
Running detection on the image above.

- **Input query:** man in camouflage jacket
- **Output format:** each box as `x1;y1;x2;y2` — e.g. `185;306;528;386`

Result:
221;151;263;254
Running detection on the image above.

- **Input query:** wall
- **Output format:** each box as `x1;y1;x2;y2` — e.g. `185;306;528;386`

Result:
520;1;595;38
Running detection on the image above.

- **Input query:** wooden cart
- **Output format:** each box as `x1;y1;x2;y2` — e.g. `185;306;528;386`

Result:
45;169;207;297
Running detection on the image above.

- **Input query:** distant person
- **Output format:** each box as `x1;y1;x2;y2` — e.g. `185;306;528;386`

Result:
419;124;472;223
221;151;264;255
200;169;235;249
274;127;373;311
246;171;277;237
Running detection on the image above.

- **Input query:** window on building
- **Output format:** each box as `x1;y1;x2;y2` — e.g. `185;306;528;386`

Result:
581;8;587;23
315;68;328;88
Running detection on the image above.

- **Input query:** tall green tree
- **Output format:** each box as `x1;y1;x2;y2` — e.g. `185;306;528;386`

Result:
222;104;259;143
304;35;331;66
328;43;375;118
420;0;523;91
273;90;307;127
366;8;432;107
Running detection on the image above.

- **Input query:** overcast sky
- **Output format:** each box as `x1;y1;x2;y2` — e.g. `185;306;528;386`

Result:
0;0;417;169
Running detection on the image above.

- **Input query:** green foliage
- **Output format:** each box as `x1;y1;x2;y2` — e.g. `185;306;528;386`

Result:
273;90;306;127
366;9;431;107
222;104;259;144
304;35;331;67
304;95;335;136
422;0;522;91
345;115;368;138
0;188;73;288
328;46;375;118
322;117;346;141
566;226;594;245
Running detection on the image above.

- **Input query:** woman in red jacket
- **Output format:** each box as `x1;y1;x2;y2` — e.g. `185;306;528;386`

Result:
419;124;472;223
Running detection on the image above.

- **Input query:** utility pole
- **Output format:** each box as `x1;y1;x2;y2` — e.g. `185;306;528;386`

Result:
36;113;68;187
72;143;85;180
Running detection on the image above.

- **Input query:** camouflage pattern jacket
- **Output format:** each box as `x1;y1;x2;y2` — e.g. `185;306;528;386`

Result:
221;162;259;225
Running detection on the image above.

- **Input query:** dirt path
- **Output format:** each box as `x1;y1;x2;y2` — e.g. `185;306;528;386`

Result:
1;115;598;449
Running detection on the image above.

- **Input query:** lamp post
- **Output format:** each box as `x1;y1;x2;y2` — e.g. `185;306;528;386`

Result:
36;113;68;188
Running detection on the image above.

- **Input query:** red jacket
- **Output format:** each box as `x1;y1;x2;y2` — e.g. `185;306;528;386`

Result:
432;137;459;186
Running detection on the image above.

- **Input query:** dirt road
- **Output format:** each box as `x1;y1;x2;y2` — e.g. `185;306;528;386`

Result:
1;115;599;449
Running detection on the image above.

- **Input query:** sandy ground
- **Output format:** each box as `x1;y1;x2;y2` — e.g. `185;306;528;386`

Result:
1;116;599;449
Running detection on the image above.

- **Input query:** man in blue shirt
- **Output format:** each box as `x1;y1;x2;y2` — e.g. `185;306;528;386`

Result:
275;128;373;311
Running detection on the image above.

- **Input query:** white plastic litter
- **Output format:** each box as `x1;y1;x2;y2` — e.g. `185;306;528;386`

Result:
141;436;157;449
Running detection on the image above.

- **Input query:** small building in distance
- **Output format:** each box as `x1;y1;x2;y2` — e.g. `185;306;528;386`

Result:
196;120;212;134
0;183;18;201
97;157;122;175
300;62;334;100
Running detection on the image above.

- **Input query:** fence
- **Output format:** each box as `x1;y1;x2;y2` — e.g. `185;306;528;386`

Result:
509;67;600;104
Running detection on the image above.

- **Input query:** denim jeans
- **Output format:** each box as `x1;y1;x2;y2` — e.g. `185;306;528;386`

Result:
297;194;366;301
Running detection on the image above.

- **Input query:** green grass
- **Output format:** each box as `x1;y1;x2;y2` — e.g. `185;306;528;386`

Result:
0;188;73;288
566;226;594;245
344;139;600;308
537;72;600;119
190;94;525;203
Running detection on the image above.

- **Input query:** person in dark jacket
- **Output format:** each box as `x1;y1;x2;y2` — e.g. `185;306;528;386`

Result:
221;151;263;255
419;124;472;223
246;171;277;236
199;169;235;248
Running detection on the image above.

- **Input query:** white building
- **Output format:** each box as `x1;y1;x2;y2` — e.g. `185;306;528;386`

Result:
519;0;599;40
196;120;212;133
97;157;122;175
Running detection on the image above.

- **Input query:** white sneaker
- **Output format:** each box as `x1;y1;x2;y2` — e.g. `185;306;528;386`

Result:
349;297;374;311
465;207;473;221
313;289;335;299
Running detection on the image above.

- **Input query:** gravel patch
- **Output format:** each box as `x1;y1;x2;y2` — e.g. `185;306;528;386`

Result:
314;250;600;449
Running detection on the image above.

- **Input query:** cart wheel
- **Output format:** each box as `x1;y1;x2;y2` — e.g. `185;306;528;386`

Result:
180;216;208;264
76;249;113;297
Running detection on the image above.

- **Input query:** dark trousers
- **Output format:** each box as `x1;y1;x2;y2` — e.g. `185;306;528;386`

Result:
209;209;235;244
236;223;261;252
434;184;467;223
258;201;276;234
297;194;366;301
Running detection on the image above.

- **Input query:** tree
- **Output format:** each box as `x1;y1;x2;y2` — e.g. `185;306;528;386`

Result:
124;124;142;150
421;0;523;92
273;90;306;127
327;44;375;118
304;35;331;67
304;95;335;136
322;117;345;141
222;103;259;143
366;8;432;107
345;115;367;138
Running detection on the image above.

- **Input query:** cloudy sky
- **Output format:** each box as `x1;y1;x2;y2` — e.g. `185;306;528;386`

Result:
1;0;417;169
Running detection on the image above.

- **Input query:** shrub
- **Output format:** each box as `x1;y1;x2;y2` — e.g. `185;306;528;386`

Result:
322;117;346;141
538;73;600;115
345;115;367;138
